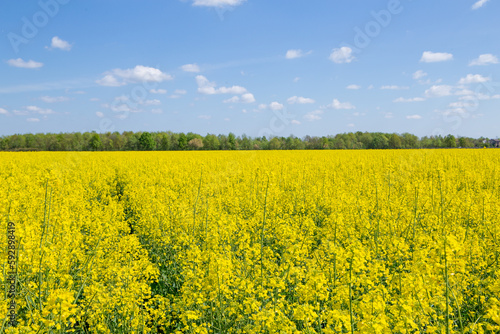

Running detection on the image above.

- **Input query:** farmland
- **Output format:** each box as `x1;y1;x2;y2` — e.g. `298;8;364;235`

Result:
1;150;500;333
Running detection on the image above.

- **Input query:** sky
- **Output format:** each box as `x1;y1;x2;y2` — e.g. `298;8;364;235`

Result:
1;0;499;138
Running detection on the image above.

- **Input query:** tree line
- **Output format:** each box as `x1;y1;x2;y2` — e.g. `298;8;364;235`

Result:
0;131;495;151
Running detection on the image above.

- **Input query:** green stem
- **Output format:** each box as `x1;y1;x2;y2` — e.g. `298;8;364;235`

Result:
260;176;270;290
192;168;203;235
349;257;354;334
444;237;450;334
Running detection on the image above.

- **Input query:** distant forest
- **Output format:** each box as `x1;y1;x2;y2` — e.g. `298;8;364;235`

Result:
0;131;497;151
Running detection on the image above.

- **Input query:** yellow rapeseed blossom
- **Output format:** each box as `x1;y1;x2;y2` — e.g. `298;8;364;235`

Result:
1;149;499;333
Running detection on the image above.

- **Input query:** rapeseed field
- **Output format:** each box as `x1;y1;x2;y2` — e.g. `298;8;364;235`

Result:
1;150;499;333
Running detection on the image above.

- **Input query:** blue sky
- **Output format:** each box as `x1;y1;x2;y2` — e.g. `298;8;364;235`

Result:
1;0;499;138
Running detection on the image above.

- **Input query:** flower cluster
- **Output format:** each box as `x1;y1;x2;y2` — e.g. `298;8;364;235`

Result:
1;149;499;333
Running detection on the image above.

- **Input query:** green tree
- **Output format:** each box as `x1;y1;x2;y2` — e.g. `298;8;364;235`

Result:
401;133;419;149
444;135;457;148
332;137;346;149
69;133;84;151
101;133;113;151
431;136;444;148
358;132;373;149
259;136;269;150
9;134;26;149
0;137;7;150
228;132;236;150
138;132;155;151
240;134;252;150
458;137;472;148
178;133;188;150
269;137;282;150
109;132;125;151
321;137;329;149
388;133;402;149
370;133;389;149
203;134;220;150
89;133;102;151
160;134;171;150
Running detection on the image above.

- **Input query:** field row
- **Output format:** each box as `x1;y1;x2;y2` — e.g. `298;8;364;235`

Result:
1;150;499;333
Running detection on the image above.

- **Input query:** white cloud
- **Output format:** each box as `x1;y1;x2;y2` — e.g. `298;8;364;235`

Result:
7;58;43;69
458;74;490;84
384;112;394;119
269;102;284;111
151;109;163;114
192;0;245;7
143;99;161;106
27;118;40;122
122;105;143;113
96;74;125;87
293;77;300;83
101;100;135;113
169;89;187;99
347;123;355;127
26;105;55;114
223;96;240;103
328;99;355;110
469;54;498;66
113;66;172;83
13;109;29;115
433;107;465;117
115;95;129;102
286;49;311;59
393;97;426;103
150;89;167;94
97;65;172;86
41;96;69;103
425;85;453;98
50;36;72;51
346;84;361;90
418;78;443;85
381;85;409;90
304;110;323;121
472;0;490;9
195;75;248;95
196;75;219;94
413;70;428;80
449;101;474;109
459;93;500;101
258;104;268;110
96;112;104;118
0;108;8;115
181;64;200;73
218;86;247;94
241;93;256;103
420;51;453;63
109;95;160;107
329;47;355;64
455;89;474;96
447;108;469;116
291;120;301;125
406;115;422;120
287;96;315;104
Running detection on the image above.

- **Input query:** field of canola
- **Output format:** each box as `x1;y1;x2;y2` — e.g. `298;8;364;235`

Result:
1;150;500;333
